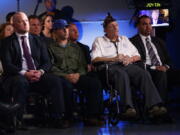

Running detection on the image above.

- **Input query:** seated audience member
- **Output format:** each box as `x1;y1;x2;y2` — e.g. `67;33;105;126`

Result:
28;15;42;36
68;23;92;72
40;14;53;38
0;23;14;75
49;19;104;126
29;15;54;48
39;0;64;21
0;12;72;129
91;13;167;118
6;11;16;24
130;15;171;103
0;23;14;40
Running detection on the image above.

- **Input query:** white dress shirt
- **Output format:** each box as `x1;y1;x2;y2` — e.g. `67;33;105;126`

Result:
139;34;162;66
91;35;140;60
16;32;36;75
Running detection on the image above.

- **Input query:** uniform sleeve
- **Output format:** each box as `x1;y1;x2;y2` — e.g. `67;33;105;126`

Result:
77;47;87;75
91;37;102;61
48;44;67;77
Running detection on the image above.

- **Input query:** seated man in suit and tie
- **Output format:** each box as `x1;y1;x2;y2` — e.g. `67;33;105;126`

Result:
0;12;73;128
130;15;171;104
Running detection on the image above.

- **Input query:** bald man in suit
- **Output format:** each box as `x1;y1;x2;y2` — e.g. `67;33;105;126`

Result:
0;12;72;128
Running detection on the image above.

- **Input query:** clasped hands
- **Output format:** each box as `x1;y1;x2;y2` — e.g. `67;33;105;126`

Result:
65;73;80;84
113;54;133;66
25;70;42;82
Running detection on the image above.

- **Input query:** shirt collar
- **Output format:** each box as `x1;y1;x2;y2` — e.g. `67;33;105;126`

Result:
103;35;120;42
15;32;29;39
139;34;151;41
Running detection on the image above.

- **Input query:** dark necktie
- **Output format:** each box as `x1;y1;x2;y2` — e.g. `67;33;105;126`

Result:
21;36;35;70
146;38;160;66
111;41;118;55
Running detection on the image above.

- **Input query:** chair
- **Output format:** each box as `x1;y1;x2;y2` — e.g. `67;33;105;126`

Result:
25;92;51;127
93;62;122;125
93;61;148;124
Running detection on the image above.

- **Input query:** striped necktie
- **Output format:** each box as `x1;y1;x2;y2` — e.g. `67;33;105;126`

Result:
146;38;160;66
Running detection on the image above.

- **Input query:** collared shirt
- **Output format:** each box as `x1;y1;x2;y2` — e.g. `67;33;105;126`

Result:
16;32;36;75
91;35;140;60
49;42;87;77
139;34;162;66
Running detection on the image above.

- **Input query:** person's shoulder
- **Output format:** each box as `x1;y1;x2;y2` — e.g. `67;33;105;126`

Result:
29;34;47;47
1;33;16;43
69;43;78;48
151;36;165;45
29;34;42;41
129;35;141;43
77;42;89;49
119;35;132;42
130;34;139;40
69;43;83;52
93;36;105;43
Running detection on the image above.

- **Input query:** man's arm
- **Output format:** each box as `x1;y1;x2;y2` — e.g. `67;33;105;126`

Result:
1;37;22;75
35;36;52;72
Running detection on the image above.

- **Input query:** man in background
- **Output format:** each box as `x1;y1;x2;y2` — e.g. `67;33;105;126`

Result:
39;0;64;21
68;23;92;72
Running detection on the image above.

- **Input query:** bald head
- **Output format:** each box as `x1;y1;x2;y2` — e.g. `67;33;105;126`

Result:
12;12;30;34
68;23;79;42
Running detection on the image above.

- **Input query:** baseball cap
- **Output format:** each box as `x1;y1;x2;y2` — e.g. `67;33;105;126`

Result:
53;19;68;29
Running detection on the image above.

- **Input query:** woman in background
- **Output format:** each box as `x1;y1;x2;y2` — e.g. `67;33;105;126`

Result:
0;23;14;75
0;23;14;40
40;14;53;38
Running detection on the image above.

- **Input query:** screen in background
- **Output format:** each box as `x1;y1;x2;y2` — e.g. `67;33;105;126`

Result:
139;9;169;27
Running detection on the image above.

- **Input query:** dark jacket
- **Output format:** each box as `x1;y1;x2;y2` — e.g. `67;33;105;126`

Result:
130;34;171;66
77;42;91;65
0;33;51;76
49;42;86;77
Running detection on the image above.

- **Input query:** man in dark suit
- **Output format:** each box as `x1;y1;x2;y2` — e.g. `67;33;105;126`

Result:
0;12;71;128
130;15;171;103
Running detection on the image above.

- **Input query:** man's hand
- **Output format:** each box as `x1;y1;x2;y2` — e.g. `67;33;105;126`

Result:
87;64;92;72
117;54;123;61
65;73;80;84
156;66;168;72
122;55;131;66
24;70;42;82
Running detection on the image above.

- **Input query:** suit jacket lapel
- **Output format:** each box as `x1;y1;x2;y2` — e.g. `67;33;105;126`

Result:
137;35;147;60
151;37;163;62
29;34;36;59
151;37;160;51
12;34;22;59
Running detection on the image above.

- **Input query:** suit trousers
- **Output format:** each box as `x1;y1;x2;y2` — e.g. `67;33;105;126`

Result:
2;74;69;117
108;64;162;109
147;69;168;103
73;74;103;117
